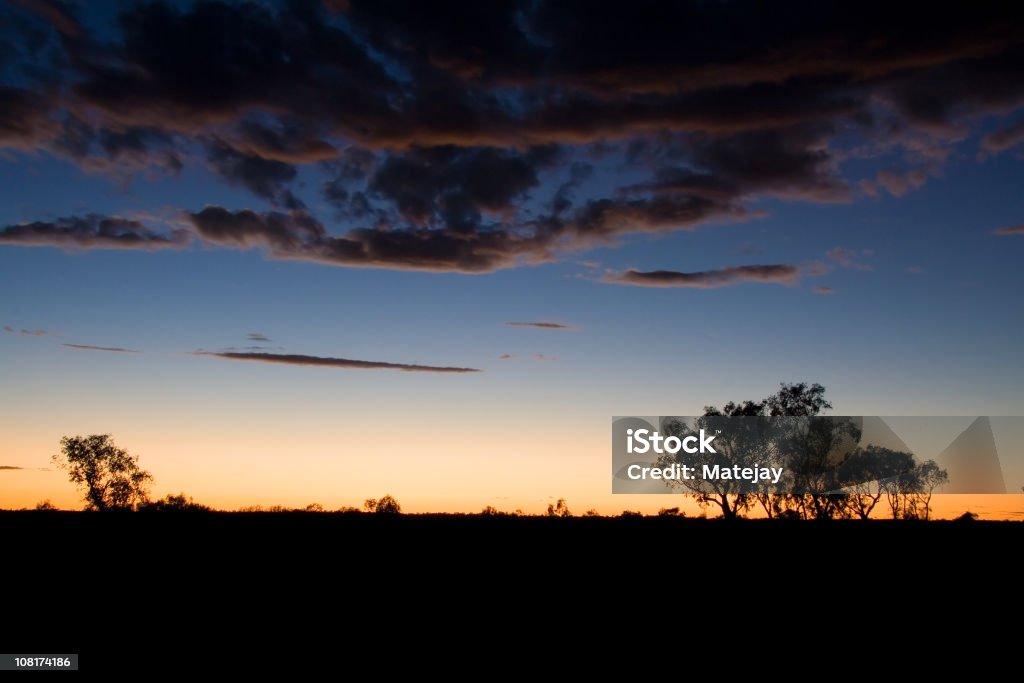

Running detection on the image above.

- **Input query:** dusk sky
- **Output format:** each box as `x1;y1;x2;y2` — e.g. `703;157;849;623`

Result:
2;0;1023;516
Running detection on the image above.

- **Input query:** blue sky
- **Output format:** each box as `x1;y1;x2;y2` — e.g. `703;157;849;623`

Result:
1;0;1023;511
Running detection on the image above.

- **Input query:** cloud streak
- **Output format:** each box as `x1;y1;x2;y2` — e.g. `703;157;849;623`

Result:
497;353;559;361
504;322;577;330
993;224;1024;236
193;351;479;373
63;343;140;353
603;265;798;288
3;326;50;336
0;466;24;470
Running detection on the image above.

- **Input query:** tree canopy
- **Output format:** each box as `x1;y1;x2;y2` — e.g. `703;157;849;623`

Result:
52;434;153;511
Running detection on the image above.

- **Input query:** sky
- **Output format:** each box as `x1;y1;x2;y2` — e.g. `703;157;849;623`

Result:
1;0;1023;517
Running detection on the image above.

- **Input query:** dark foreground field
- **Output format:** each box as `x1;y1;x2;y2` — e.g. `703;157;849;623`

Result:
5;512;1019;667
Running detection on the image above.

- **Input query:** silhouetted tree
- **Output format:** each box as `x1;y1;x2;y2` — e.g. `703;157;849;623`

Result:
659;414;757;519
304;502;324;512
882;459;948;519
481;505;501;515
765;382;832;416
777;415;861;519
34;500;57;511
365;495;401;514
910;460;949;520
584;508;601;517
52;434;153;511
546;498;571;517
838;446;916;519
661;382;835;519
657;507;681;516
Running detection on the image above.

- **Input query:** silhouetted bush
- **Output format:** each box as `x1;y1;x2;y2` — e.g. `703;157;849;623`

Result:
139;493;211;512
546;498;571;517
365;495;401;514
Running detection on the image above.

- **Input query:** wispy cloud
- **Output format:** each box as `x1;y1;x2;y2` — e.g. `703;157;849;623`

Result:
993;224;1024;236
813;286;835;295
982;121;1024;154
603;265;797;288
826;247;873;271
497;353;559;361
63;343;140;353
504;321;577;330
193;351;479;373
0;465;24;470
3;326;50;336
247;332;271;342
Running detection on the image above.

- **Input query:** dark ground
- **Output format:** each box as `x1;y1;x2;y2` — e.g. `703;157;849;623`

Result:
4;511;1018;670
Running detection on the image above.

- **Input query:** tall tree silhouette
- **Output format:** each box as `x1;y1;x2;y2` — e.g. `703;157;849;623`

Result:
659;382;834;519
52;434;153;511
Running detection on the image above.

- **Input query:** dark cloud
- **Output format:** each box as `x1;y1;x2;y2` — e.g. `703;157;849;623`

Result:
505;322;576;330
63;343;140;353
207;142;302;209
247;332;271;342
0;465;24;470
623;127;849;203
0;86;55;149
234;118;337;164
188;207;324;251
367;145;555;231
603;265;798;288
73;1;394;133
193;351;479;373
188;206;553;272
3;326;49;336
993;224;1024;236
0;215;189;250
558;194;754;242
2;0;1024;272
